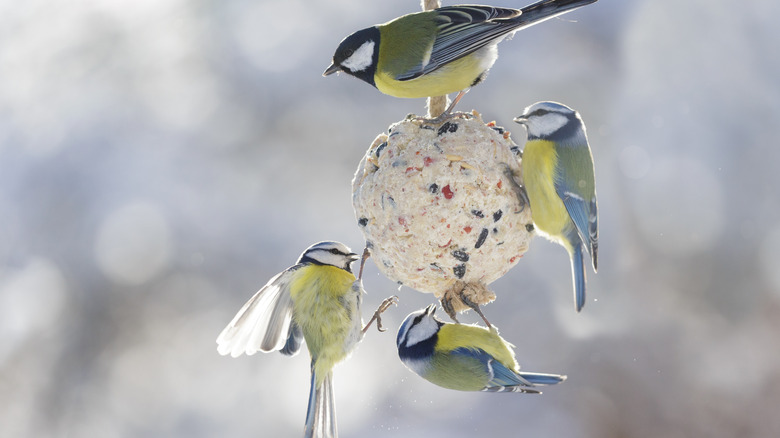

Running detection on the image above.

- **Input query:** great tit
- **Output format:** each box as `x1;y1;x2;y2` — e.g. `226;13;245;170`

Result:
324;0;598;109
217;241;395;438
397;305;566;392
514;101;598;312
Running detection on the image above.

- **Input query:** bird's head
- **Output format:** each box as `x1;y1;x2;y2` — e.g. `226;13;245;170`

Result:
397;304;443;351
513;101;583;140
297;241;359;273
323;27;380;87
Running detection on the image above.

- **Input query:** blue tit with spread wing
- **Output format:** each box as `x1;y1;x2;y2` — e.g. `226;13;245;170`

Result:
514;101;598;312
217;241;366;438
397;305;566;392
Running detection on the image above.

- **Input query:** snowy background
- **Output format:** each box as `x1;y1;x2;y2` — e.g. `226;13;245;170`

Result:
3;0;780;437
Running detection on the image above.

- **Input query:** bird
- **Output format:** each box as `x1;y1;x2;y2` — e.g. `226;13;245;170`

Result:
323;0;598;116
396;304;567;392
513;101;598;312
216;241;396;438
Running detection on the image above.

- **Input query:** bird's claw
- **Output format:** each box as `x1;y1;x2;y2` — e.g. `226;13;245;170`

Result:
439;295;460;324
501;163;529;212
363;296;399;334
417;111;470;126
459;292;492;329
358;246;371;281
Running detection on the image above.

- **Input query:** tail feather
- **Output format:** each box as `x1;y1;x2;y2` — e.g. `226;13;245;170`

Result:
514;0;598;28
304;369;337;438
518;371;567;386
571;243;587;312
482;385;542;394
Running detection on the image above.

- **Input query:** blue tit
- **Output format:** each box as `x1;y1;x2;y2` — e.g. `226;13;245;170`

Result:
397;305;566;392
217;241;380;438
513;101;598;312
324;0;598;112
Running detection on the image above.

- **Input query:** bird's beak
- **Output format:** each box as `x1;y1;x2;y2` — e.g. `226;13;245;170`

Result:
347;252;360;262
513;115;527;124
323;62;341;77
424;304;437;315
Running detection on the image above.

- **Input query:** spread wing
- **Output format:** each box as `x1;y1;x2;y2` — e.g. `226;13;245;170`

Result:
396;6;521;81
216;265;303;358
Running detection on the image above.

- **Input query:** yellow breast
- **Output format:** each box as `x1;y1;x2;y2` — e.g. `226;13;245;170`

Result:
375;50;493;99
289;265;359;384
522;139;571;245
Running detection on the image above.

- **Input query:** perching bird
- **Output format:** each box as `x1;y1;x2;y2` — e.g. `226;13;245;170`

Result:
324;0;598;114
216;241;395;438
397;305;566;392
514;101;598;312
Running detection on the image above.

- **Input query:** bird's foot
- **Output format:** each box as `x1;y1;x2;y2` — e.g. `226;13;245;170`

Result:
459;290;492;329
415;89;473;127
499;163;530;213
417;111;471;127
362;295;399;334
439;294;461;324
456;282;494;328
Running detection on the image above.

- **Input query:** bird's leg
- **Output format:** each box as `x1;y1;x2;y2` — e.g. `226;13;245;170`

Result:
443;89;468;115
358;246;371;281
463;299;492;329
517;185;530;211
418;89;471;125
362;296;399;334
500;163;530;212
459;289;492;329
439;294;460;324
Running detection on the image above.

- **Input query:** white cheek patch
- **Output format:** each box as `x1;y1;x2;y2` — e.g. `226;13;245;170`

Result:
342;41;375;73
528;113;568;137
404;316;438;348
309;252;341;267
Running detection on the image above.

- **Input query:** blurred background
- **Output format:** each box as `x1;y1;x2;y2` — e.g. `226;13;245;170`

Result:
2;0;780;436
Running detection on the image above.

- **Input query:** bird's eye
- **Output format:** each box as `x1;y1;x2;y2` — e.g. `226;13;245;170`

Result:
531;109;549;117
330;248;341;255
344;48;355;58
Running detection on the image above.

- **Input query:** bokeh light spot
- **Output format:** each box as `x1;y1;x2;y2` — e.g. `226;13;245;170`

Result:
94;201;172;285
0;258;67;361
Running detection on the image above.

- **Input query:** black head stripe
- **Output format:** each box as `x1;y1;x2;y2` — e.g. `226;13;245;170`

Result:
397;331;437;360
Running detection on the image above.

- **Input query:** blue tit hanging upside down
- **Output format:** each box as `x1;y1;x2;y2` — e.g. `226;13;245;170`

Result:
324;0;598;118
217;242;397;438
514;102;598;312
397;305;566;392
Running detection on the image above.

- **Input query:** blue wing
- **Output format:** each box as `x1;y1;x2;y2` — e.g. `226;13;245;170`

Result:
281;321;303;356
554;144;598;269
450;347;540;393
